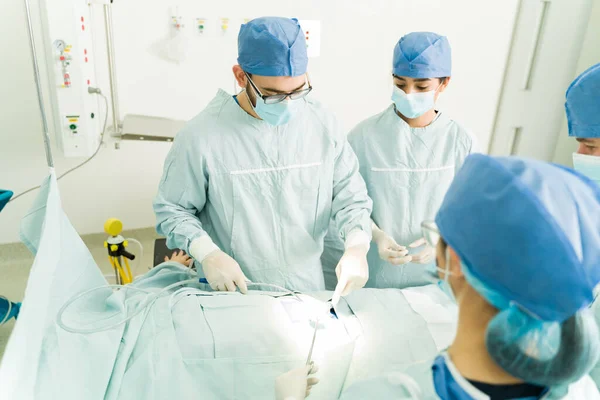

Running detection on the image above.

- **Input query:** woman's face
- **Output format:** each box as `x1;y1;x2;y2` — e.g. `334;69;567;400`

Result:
393;76;450;102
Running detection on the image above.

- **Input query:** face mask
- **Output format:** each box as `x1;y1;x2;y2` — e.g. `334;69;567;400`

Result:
246;90;303;126
391;85;438;119
573;152;600;186
428;248;456;303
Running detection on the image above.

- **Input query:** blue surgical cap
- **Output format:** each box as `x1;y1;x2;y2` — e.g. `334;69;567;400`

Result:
237;17;308;77
393;32;451;79
435;154;600;323
566;63;600;138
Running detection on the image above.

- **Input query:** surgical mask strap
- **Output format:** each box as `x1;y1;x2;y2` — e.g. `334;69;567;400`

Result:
441;247;452;282
244;88;256;109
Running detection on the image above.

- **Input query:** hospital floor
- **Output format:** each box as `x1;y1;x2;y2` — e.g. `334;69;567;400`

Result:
0;227;160;361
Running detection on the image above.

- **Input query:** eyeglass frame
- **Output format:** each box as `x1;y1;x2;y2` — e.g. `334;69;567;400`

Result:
244;72;313;104
421;220;441;249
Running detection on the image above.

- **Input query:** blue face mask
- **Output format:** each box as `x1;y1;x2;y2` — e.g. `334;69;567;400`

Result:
391;85;438;119
573;152;600;186
248;91;304;126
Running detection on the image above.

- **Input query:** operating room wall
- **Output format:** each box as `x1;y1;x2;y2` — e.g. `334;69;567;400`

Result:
552;0;600;166
0;0;518;244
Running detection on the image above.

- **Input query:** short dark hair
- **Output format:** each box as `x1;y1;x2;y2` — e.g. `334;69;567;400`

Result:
392;75;448;84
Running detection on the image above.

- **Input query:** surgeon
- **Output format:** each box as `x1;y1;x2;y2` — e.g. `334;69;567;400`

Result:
154;17;373;301
322;32;477;290
566;63;600;186
280;154;600;399
568;63;600;390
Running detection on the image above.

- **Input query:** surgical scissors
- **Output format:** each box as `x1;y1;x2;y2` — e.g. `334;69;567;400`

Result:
306;318;319;366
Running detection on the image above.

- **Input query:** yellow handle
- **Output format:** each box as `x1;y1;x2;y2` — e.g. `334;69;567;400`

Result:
104;218;123;237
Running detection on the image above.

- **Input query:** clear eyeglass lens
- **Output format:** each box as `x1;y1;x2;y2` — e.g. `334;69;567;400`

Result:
263;95;287;105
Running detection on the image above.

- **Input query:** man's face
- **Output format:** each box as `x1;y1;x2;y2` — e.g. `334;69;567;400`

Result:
245;74;307;106
576;138;600;156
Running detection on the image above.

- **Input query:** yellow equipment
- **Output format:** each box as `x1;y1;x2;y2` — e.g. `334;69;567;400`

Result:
104;218;135;284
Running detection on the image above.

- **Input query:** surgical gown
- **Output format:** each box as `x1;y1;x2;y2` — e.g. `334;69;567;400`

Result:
322;105;476;289
154;90;372;292
339;353;600;399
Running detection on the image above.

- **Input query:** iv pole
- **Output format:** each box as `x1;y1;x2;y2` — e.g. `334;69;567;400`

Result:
23;0;54;169
103;0;122;138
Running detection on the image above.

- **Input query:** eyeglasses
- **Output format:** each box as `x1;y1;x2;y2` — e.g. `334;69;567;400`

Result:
421;221;441;248
245;72;313;104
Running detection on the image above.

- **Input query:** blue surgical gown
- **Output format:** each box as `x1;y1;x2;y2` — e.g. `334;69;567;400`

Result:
339;353;600;399
154;90;372;292
322;105;476;289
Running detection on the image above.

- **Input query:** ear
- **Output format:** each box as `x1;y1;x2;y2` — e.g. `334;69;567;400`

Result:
232;65;247;89
448;246;464;278
438;77;451;93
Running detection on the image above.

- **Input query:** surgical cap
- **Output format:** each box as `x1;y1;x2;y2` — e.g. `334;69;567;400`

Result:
566;63;600;138
435;154;600;323
237;17;308;77
392;32;451;79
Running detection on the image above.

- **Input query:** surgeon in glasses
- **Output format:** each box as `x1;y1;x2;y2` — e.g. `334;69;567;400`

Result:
278;154;600;400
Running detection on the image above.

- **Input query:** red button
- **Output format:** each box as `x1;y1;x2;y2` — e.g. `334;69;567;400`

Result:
82;25;85;31
87;80;91;85
60;56;65;61
306;31;309;34
306;36;309;40
85;57;88;62
84;49;87;55
81;17;84;22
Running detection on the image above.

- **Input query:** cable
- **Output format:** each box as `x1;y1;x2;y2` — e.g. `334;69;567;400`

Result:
9;90;109;203
56;276;305;335
124;237;144;277
56;278;200;334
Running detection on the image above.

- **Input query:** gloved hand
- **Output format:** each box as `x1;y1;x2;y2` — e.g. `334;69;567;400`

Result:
372;230;412;265
332;245;369;306
408;238;436;264
275;363;319;400
201;250;249;294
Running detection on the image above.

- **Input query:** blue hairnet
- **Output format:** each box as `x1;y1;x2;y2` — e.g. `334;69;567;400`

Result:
436;154;600;323
566;63;600;138
462;263;600;387
392;32;451;79
0;190;13;213
238;17;308;77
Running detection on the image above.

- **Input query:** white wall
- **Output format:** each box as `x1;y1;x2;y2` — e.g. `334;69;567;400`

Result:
553;0;600;166
487;0;594;160
1;0;519;244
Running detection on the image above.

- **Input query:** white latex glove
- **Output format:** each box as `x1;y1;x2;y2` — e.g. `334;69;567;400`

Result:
408;238;436;264
332;245;369;306
201;250;249;294
275;364;319;400
373;231;412;265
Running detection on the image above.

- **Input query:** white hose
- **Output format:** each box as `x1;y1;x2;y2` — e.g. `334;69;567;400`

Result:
56;278;199;334
124;237;144;277
56;276;305;335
